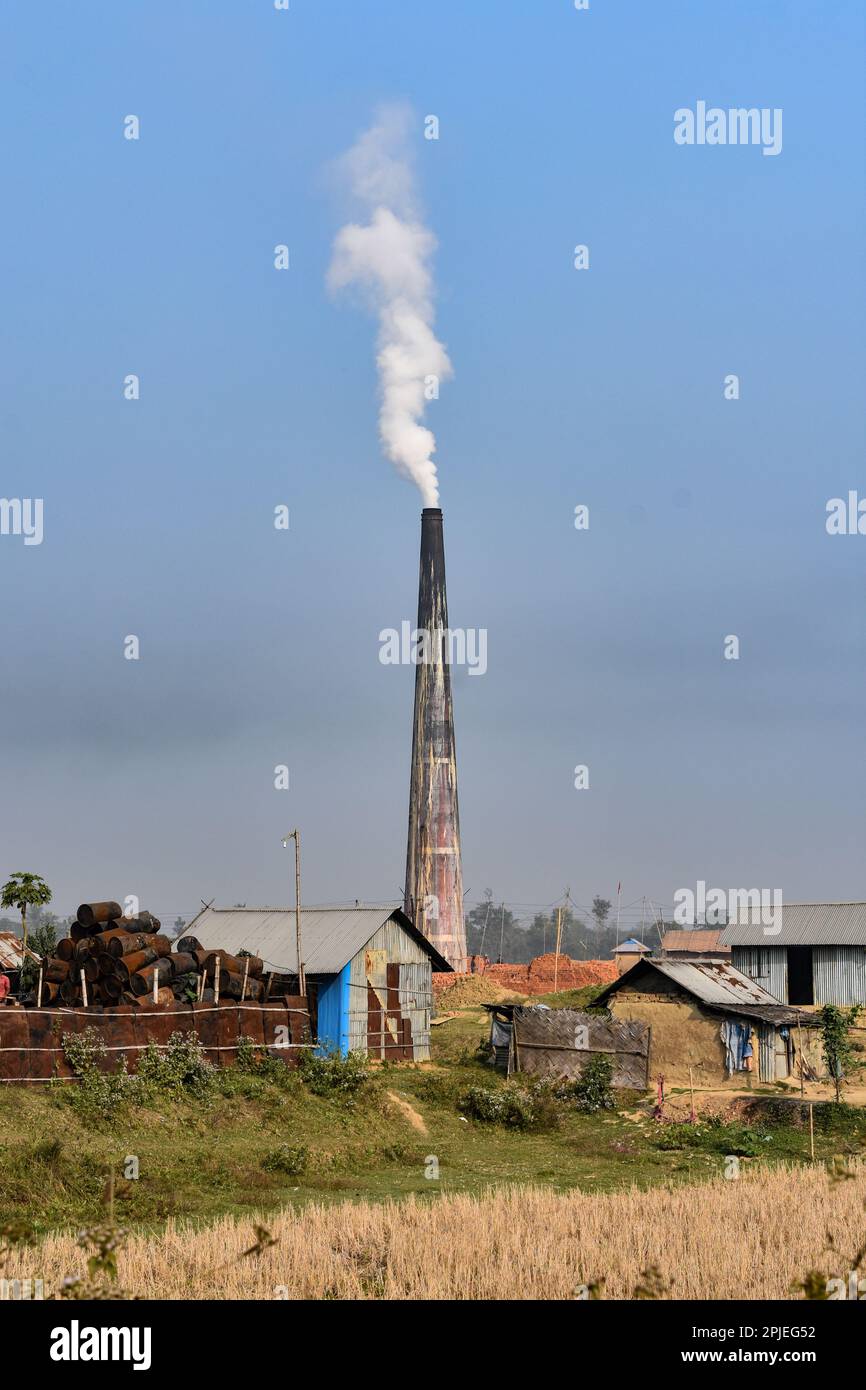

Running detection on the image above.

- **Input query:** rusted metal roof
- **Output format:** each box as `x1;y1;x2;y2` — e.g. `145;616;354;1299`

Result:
660;929;730;956
721;902;866;947
185;904;452;976
0;933;40;970
595;956;782;1008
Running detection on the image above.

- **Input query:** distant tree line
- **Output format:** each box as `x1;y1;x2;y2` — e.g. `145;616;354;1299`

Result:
465;892;661;963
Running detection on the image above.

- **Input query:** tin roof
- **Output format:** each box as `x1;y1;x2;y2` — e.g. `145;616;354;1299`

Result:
720;902;866;947
660;929;730;956
185;904;452;975
0;933;40;970
613;938;651;953
594;956;782;1008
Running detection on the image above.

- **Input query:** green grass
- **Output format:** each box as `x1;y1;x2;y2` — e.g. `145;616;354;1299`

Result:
2;1008;865;1236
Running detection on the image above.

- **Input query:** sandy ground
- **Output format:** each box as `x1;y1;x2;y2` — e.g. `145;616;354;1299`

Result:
385;1090;429;1134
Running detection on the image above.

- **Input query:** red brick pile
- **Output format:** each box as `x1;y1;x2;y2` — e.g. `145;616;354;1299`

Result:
435;953;617;1000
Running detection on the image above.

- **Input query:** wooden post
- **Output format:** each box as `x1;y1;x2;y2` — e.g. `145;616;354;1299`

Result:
80;968;88;1009
798;1014;805;1098
809;1102;815;1160
689;1066;696;1123
282;830;306;997
197;970;205;1002
293;832;305;998
37;965;43;1008
264;971;273;1002
214;954;221;1006
553;906;562;993
241;957;249;1003
152;968;158;1004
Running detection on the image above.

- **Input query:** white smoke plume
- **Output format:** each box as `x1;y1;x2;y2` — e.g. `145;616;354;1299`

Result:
328;105;452;508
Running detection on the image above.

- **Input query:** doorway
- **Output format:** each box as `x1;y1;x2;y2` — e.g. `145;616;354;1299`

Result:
787;947;814;1005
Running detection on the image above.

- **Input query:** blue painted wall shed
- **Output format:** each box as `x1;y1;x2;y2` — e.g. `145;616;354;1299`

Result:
188;903;452;1061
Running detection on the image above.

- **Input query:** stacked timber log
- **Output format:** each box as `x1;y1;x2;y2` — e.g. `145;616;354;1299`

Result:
34;901;268;1009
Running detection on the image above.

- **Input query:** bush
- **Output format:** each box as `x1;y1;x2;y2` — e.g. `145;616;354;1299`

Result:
655;1122;766;1157
458;1080;559;1131
135;1033;214;1099
557;1055;616;1113
60;1028;214;1124
60;1030;131;1124
298;1049;369;1098
262;1142;308;1176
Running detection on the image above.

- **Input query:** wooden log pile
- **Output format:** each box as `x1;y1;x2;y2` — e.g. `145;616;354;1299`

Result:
34;901;268;1008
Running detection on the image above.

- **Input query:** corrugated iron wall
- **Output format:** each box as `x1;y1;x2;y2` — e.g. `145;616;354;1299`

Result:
733;946;788;1002
0;999;310;1081
316;965;350;1054
757;1024;777;1082
347;918;433;1060
813;946;866;1006
735;944;866;1007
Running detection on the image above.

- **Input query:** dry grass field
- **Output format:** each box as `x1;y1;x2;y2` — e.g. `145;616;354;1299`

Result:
8;1160;864;1300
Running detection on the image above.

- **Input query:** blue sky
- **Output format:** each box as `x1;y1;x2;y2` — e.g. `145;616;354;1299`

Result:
1;0;863;930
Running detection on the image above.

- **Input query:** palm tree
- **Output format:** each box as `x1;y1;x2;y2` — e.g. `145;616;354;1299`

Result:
0;872;52;953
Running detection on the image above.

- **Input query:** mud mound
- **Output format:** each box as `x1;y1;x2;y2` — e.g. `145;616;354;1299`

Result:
432;974;522;1009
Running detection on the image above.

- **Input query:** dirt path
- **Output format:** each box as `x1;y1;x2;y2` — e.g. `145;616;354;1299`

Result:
386;1090;429;1135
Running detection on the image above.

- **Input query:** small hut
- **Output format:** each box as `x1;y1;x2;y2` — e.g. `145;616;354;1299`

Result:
612;938;652;976
594;956;823;1087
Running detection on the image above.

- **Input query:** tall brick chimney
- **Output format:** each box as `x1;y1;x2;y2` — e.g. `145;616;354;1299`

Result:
404;508;467;970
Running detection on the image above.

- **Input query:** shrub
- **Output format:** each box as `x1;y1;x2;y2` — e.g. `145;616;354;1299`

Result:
262;1143;308;1177
458;1082;554;1131
135;1032;214;1099
557;1055;616;1113
655;1122;766;1157
61;1030;131;1124
818;1005;862;1103
298;1049;369;1098
61;1028;214;1124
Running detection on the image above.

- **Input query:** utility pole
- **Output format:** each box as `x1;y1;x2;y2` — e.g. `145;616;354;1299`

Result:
498;904;505;964
282;830;306;997
553;905;563;993
479;896;492;958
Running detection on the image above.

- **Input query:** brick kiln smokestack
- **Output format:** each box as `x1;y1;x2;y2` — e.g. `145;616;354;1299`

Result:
404;507;467;970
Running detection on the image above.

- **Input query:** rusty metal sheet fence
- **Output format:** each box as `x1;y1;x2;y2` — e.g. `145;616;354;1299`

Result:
509;1007;650;1089
0;998;311;1082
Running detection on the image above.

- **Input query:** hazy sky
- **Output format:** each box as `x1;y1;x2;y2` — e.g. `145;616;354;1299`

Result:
1;0;863;932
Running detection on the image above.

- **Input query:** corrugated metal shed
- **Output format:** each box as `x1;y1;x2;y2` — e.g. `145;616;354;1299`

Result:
186;904;451;976
721;903;866;947
813;946;866;1006
660;929;730;957
0;933;39;970
730;946;788;1004
595;957;782;1008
